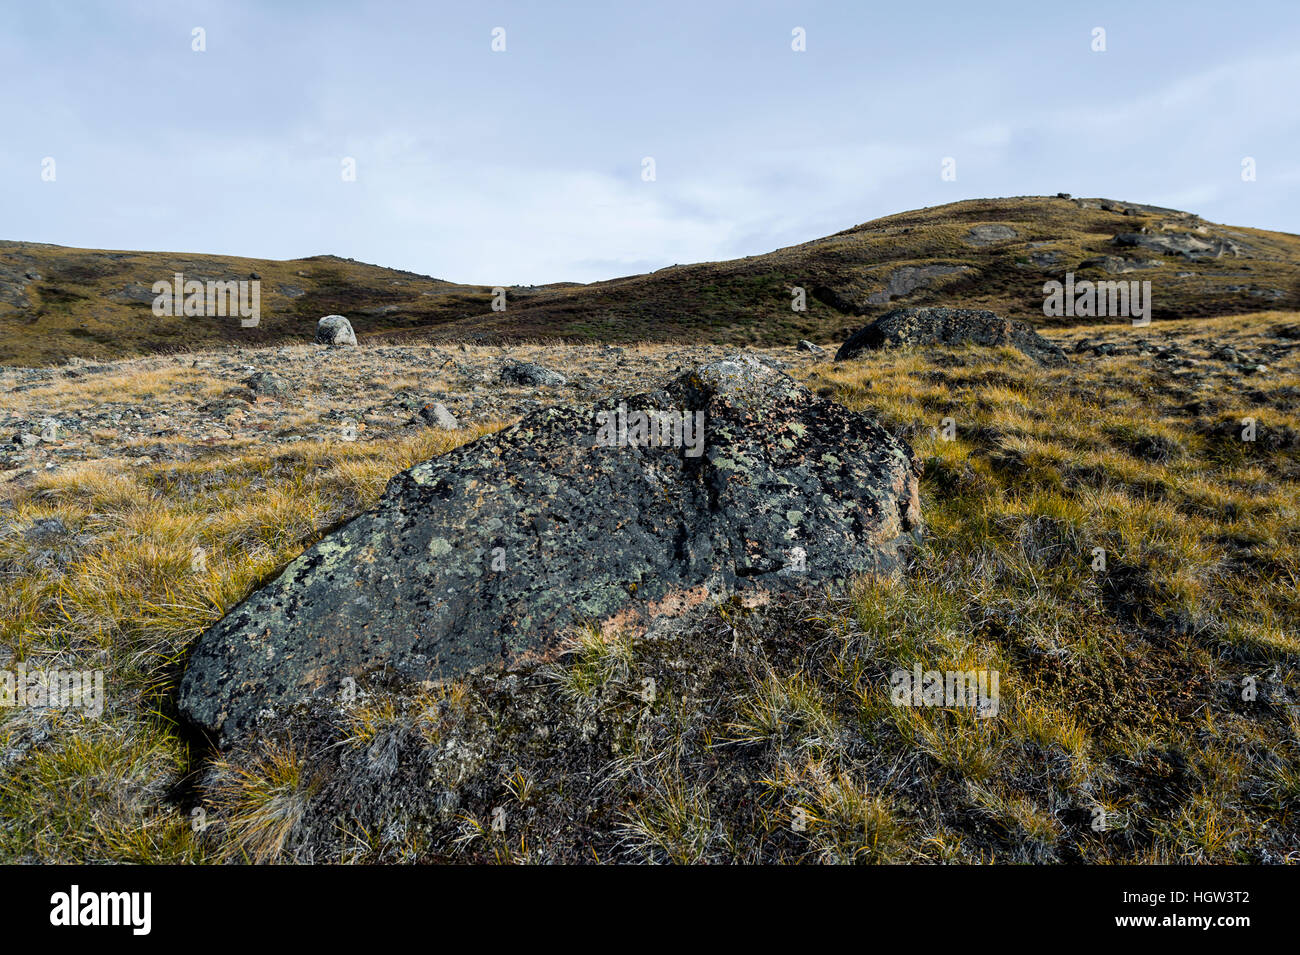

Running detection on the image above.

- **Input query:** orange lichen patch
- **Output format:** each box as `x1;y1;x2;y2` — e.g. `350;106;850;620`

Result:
599;584;716;637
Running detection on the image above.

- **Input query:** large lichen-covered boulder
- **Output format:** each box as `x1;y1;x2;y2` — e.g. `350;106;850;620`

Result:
178;354;923;744
836;306;1068;367
315;314;357;346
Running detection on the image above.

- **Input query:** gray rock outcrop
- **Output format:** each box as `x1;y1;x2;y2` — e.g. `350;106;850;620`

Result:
835;307;1068;367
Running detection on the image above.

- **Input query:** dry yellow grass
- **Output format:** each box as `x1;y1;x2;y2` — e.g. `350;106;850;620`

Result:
0;421;504;861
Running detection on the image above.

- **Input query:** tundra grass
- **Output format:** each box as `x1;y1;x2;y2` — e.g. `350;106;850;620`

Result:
1;314;1297;863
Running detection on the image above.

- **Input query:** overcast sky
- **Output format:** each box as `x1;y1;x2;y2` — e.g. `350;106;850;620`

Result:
3;0;1298;284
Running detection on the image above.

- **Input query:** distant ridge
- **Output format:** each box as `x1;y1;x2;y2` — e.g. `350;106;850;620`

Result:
2;195;1298;365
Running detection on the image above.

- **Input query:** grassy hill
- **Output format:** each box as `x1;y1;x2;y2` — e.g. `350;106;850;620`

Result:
0;246;496;366
3;195;1299;365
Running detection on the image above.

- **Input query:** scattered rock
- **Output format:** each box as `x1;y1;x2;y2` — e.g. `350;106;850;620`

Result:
1024;251;1062;268
107;283;159;305
835;307;1068;367
1076;199;1197;218
865;265;972;306
416;402;459;430
797;340;826;355
316;315;357;346
1113;232;1243;261
965;224;1018;246
0;282;31;309
499;360;568;387
244;370;292;399
1085;255;1161;274
178;354;924;744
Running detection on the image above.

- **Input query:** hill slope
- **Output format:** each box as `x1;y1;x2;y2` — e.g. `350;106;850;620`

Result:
0;246;495;366
3;196;1298;365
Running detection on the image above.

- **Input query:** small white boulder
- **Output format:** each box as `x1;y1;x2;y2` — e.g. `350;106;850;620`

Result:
316;314;357;346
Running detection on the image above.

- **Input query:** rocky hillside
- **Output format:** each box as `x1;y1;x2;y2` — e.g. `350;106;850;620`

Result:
5;196;1299;366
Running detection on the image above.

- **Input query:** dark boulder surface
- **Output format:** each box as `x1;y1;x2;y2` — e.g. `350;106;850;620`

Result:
178;354;923;744
499;360;568;387
835;306;1068;367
